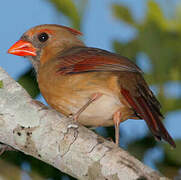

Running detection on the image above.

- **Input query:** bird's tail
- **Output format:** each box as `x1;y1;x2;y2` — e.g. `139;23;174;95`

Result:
121;88;176;148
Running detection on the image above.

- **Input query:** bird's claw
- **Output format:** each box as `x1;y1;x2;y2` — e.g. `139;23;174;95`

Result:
67;114;79;129
67;124;79;129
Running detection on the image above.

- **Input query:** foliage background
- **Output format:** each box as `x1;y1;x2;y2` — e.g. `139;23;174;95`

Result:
0;0;181;179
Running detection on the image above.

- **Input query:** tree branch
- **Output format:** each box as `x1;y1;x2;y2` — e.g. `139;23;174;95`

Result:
0;67;169;180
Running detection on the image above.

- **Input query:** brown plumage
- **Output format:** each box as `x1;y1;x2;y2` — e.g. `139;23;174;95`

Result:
8;24;176;147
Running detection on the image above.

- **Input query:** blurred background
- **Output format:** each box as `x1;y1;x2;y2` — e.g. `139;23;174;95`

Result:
0;0;181;179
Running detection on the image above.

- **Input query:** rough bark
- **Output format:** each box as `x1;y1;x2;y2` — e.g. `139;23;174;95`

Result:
0;67;169;180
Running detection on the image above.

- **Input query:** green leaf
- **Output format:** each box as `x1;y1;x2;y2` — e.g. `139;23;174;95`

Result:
18;69;40;98
49;0;81;29
156;140;181;178
156;161;180;179
163;140;181;166
2;151;76;180
127;136;156;160
0;80;3;88
147;0;168;30
113;40;139;61
164;98;181;112
112;4;136;26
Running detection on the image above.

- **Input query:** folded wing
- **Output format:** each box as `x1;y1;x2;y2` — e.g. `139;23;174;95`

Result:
56;46;175;147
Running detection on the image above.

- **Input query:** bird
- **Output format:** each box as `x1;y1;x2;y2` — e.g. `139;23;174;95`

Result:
8;24;176;147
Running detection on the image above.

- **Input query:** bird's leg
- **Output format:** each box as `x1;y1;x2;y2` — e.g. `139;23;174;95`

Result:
113;109;122;146
72;92;103;122
113;107;135;146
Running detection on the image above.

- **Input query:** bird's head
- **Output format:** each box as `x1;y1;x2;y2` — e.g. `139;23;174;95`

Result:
8;24;84;72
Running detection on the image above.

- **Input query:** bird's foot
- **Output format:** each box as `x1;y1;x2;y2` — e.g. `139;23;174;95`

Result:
67;114;79;129
67;123;79;129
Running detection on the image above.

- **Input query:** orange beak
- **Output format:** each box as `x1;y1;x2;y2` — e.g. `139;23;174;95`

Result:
8;40;36;56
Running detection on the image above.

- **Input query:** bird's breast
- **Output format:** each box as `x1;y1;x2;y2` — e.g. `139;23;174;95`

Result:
38;67;124;127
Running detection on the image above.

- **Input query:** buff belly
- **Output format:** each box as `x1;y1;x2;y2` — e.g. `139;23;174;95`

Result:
38;70;125;127
71;94;122;127
44;90;123;127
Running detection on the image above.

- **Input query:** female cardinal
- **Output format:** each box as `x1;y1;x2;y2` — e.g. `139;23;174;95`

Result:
8;24;175;147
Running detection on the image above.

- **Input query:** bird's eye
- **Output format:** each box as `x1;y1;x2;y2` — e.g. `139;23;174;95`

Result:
38;32;49;42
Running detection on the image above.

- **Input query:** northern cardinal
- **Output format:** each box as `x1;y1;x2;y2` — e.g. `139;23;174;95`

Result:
8;24;176;147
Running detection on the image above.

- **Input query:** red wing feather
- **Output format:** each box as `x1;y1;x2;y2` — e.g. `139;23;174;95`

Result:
56;47;142;75
121;88;176;148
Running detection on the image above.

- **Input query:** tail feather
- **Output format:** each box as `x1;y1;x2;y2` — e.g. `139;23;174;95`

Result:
121;88;176;148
